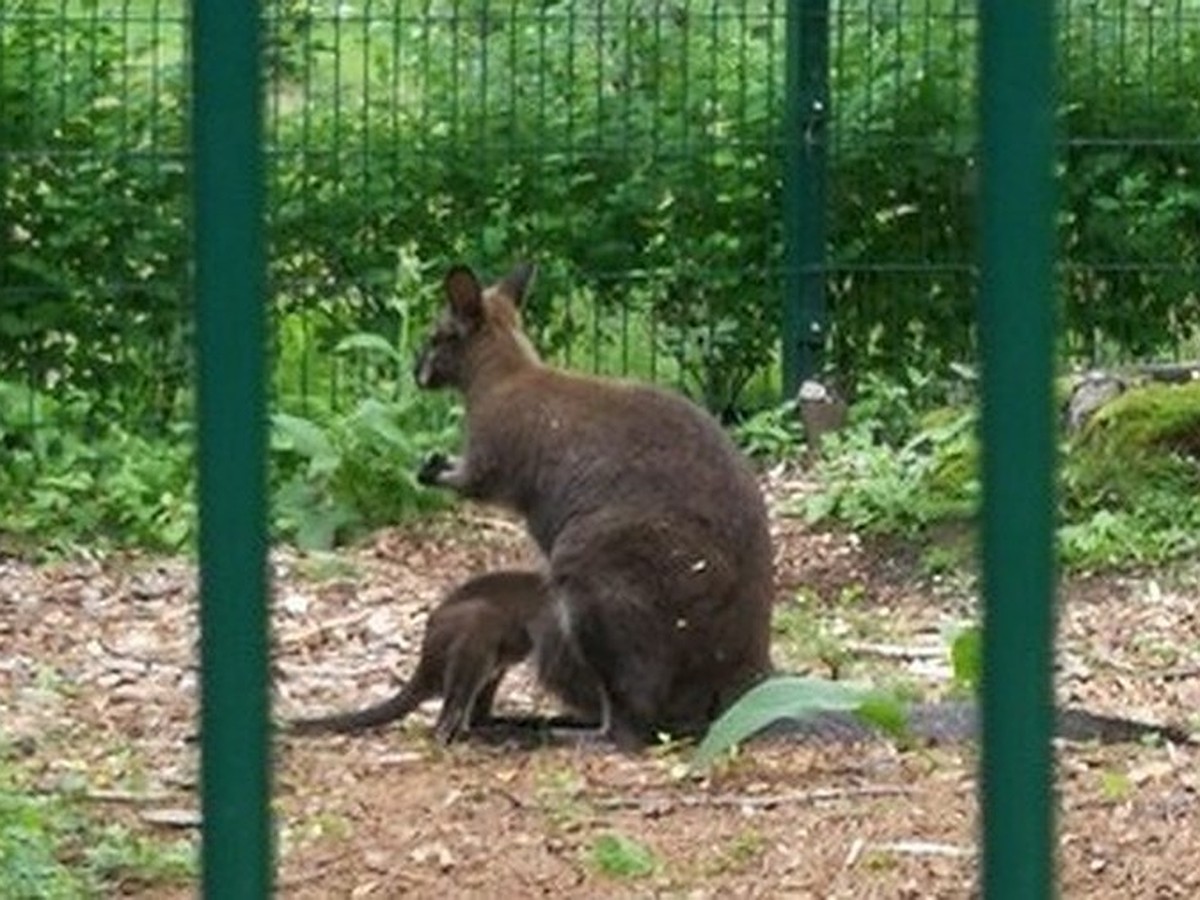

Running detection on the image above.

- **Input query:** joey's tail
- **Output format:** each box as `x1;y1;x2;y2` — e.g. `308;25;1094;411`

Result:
753;700;1194;747
287;683;424;736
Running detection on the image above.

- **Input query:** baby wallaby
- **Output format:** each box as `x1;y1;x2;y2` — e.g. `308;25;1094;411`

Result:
289;569;552;745
413;262;776;749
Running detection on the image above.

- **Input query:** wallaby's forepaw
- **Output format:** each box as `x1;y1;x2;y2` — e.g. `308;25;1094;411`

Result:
417;451;452;486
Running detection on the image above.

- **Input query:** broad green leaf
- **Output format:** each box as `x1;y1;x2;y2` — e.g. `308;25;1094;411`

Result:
271;413;340;476
691;675;870;770
295;502;358;552
353;400;413;451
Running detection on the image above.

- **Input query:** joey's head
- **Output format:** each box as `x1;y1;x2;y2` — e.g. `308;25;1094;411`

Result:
414;262;539;392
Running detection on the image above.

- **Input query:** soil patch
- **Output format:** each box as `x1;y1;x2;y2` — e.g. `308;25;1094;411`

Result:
2;478;1198;897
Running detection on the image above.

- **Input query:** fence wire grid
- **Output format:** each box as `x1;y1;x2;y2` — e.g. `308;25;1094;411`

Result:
2;0;1198;428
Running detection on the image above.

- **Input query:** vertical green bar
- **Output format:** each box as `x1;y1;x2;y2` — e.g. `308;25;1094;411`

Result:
782;0;828;399
977;4;1056;900
191;1;272;897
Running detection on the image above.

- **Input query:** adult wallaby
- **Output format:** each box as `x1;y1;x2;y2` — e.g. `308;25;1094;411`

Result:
289;569;561;745
413;262;776;750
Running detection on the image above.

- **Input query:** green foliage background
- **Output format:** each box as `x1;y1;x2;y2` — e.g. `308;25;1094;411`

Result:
4;1;1199;415
1;0;1198;551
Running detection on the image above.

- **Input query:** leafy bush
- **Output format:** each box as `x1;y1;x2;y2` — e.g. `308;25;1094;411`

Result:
0;381;195;555
797;392;979;537
5;1;1199;430
799;376;1200;572
0;344;458;553
1058;382;1200;567
1;4;188;426
269;332;460;550
731;400;803;460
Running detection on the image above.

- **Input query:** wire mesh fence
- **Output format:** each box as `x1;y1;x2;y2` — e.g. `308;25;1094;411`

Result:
2;0;1198;432
262;0;788;418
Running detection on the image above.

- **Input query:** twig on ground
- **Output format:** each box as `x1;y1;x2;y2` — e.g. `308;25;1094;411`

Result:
871;839;976;858
36;787;178;805
594;784;912;812
844;641;947;660
138;807;203;828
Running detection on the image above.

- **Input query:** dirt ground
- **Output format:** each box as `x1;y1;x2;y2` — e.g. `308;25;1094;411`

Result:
3;470;1199;898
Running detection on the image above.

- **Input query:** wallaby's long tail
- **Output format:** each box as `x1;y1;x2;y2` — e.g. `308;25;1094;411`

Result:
1054;706;1194;745
753;700;1194;747
287;685;424;735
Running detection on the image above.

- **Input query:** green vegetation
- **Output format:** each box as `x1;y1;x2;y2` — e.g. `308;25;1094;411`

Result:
1057;383;1200;568
0;381;196;556
0;750;196;898
270;332;459;550
797;377;1200;573
690;673;920;770
703;828;767;876
732;399;805;461
950;626;982;694
2;3;1198;554
5;2;1199;413
587;831;658;880
0;352;455;554
691;618;982;767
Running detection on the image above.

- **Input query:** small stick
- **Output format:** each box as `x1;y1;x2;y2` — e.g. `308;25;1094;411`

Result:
593;784;912;812
843;641;947;660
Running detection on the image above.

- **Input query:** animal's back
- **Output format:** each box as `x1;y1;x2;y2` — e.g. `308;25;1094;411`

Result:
483;368;770;557
433;570;550;665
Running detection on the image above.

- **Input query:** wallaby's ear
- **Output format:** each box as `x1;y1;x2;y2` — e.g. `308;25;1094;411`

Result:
444;265;483;323
497;261;536;307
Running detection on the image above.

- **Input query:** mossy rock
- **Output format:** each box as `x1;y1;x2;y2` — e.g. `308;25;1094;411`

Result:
1068;381;1200;504
1074;381;1200;457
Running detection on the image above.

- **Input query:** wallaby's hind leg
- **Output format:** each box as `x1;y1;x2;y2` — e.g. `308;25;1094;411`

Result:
433;638;499;746
534;583;660;751
531;606;608;726
467;673;503;726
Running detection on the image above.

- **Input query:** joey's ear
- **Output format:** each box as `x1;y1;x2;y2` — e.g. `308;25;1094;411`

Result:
497;261;536;307
444;265;483;323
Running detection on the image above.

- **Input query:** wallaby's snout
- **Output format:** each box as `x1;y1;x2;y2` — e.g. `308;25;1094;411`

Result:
412;308;469;391
412;344;438;389
412;337;455;390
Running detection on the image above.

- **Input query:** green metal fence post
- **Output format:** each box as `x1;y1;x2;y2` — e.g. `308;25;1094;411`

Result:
191;1;272;897
782;0;829;399
977;4;1057;899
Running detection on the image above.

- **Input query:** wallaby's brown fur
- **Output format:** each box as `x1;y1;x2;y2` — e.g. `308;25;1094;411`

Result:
414;263;775;749
288;570;551;745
